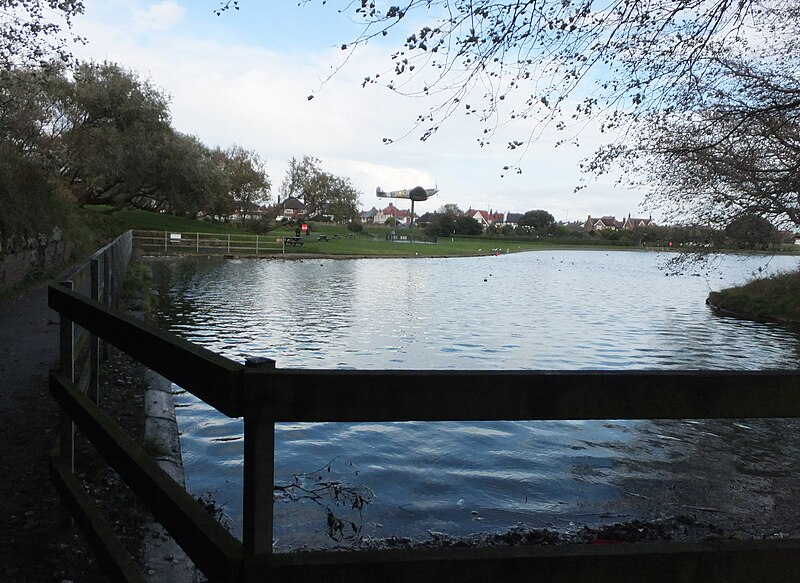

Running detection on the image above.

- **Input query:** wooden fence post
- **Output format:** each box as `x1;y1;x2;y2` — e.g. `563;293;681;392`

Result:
101;249;111;360
242;357;276;556
90;259;100;404
58;279;76;526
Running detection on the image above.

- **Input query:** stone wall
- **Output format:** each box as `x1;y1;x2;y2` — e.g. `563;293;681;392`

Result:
0;228;72;289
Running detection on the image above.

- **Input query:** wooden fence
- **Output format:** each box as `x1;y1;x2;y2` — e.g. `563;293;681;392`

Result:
132;230;283;256
48;236;800;582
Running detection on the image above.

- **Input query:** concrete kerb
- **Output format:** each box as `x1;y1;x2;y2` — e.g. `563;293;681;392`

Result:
142;369;196;583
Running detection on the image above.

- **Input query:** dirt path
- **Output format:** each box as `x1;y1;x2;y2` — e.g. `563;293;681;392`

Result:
0;282;106;581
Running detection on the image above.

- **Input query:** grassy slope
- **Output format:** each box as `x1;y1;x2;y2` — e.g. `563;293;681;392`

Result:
707;269;800;324
110;208;242;233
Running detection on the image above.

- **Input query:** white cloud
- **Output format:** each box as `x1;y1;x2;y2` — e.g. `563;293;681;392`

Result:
133;1;185;32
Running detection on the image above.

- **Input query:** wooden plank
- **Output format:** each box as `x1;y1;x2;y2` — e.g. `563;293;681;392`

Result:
253;537;800;583
49;370;245;581
49;453;146;583
48;284;245;417
242;369;800;422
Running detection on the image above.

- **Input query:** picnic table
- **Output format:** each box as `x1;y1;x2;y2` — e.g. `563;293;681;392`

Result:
283;236;304;247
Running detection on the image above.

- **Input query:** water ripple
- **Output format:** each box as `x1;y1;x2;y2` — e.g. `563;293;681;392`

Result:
150;251;800;548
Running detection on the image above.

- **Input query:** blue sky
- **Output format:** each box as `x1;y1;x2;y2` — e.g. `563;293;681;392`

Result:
69;0;648;222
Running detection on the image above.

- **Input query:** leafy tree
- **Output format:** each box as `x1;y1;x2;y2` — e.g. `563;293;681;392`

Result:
518;209;555;234
0;1;83;69
455;215;483;235
424;212;457;237
149;132;230;218
50;61;173;208
213;144;271;225
724;214;779;250
281;155;361;222
437;203;462;217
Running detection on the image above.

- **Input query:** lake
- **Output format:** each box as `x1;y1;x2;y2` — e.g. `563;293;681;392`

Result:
149;249;800;550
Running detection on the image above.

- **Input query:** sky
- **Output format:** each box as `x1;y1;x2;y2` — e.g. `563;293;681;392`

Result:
64;0;650;223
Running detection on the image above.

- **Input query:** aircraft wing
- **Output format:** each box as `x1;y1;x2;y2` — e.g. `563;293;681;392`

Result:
376;186;438;201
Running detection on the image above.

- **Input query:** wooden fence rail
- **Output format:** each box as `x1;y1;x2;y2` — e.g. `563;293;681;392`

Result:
48;237;800;582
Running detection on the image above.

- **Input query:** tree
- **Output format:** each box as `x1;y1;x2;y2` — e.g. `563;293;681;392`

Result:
0;1;83;70
437;203;462;217
455;215;483;235
424;212;457;237
149;132;231;218
292;1;770;142
218;2;800;231
589;7;800;232
281;155;361;222
518;210;555;234
49;61;174;208
213;144;271;225
288;1;799;230
724;214;779;250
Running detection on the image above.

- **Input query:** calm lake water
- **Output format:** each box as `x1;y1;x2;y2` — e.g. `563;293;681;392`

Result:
150;250;800;550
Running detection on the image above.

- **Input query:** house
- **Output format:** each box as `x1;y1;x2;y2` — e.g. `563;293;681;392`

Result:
416;212;440;225
375;202;412;226
583;215;622;232
499;212;524;228
465;208;492;228
275;196;305;220
622;214;656;230
360;207;380;224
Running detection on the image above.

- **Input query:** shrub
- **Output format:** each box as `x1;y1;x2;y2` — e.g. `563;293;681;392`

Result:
347;221;364;233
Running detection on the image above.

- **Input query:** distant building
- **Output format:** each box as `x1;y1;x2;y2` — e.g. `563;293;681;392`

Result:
375;202;412;226
465;209;492;227
360;207;379;224
417;211;440;225
275;196;305;220
622;214;656;230
501;212;524;228
583;215;622;232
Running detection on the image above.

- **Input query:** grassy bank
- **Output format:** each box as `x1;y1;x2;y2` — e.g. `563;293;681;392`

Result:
707;269;800;324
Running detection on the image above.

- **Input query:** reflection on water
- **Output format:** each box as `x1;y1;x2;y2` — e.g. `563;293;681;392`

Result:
151;250;800;549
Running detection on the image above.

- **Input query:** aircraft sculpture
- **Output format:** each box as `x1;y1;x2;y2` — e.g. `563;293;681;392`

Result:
375;185;438;238
376;185;438;201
